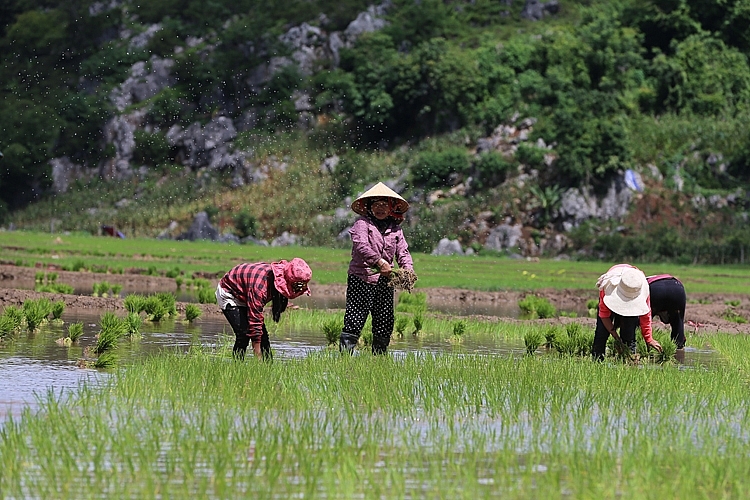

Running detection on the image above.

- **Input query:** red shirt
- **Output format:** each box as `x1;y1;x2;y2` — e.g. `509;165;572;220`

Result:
598;264;654;343
219;263;273;341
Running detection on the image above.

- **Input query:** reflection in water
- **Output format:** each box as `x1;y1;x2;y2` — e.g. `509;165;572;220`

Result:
0;307;722;421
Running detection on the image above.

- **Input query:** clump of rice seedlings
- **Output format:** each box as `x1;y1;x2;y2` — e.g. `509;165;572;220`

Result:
725;299;741;307
192;278;211;289
360;330;373;347
175;277;184;288
2;305;24;331
586;299;599;318
386;268;418;292
143;296;167;322
165;267;182;279
111;284;123;297
95;312;127;354
93;350;118;369
124;294;146;314
606;335;634;362
449;320;467;343
394;316;409;337
92;281;110;297
35;272;45;283
412;313;424;335
197;288;215;304
47;272;58;283
125;312;142;337
722;307;747;323
524;329;544;354
544;325;562;348
67;322;84;342
397;292;427;314
155;292;177;316
0;315;16;338
321;318;343;346
51;301;65;321
23;298;52;331
36;283;75;294
518;295;557;319
184;304;202;322
638;330;677;364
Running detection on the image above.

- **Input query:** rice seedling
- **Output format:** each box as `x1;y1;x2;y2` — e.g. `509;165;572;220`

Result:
395;316;409;337
360;329;373;347
22;298;52;331
124;293;146;314
450;320;467;343
35;283;75;294
184;304;202;322
175;276;184;288
320;317;343;346
524;330;544;354
544;325;561;348
396;292;427;314
586;299;599;318
143;296;167;322
67;322;84;342
0;315;16;338
47;272;58;283
2;305;24;331
155;292;177;316
197;288;215;304
722;307;747;323
93;350;118;369
125;312;142;337
95;313;127;354
725;299;741;307
111;284;123;297
412;313;424;335
518;294;557;319
51;301;65;321
386;267;418;292
92;281;110;297
165;267;182;279
34;271;45;283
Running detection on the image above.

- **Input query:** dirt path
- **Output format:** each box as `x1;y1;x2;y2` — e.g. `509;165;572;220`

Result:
0;264;748;334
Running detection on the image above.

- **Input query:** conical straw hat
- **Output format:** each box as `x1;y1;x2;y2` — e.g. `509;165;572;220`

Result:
351;182;409;216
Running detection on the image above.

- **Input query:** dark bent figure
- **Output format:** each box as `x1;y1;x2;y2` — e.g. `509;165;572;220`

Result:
647;274;686;349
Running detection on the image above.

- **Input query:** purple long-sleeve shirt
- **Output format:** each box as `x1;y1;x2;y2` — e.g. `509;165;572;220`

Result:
348;216;413;284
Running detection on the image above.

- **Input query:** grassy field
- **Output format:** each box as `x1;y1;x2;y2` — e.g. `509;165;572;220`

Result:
0;334;748;498
1;230;749;293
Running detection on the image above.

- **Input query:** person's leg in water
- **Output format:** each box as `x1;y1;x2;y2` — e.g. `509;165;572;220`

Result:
340;274;375;353
260;325;273;361
371;276;395;355
592;316;611;361
222;305;251;359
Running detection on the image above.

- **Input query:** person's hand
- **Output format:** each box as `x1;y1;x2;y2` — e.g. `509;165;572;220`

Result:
647;339;662;352
378;258;392;276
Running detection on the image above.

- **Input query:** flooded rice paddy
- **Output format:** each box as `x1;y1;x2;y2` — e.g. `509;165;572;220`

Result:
0;306;721;420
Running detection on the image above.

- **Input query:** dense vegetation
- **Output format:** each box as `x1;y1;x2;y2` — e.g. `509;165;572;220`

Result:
1;0;749;263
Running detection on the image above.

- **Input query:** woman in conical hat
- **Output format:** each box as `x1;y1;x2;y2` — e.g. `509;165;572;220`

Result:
591;263;662;361
340;182;414;355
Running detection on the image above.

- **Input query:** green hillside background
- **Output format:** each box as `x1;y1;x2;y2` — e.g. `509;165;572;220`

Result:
1;0;749;264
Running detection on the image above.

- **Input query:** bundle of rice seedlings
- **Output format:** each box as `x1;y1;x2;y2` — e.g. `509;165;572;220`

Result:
184;304;202;322
111;284;123;297
394;316;409;336
67;322;84;342
93;351;118;369
413;313;424;335
95;313;127;354
143;296;167;321
543;325;561;348
197;288;215;304
51;301;65;321
386;268;418;292
155;292;177;316
2;306;24;331
518;295;557;319
23;298;52;331
524;330;544;354
321;318;343;346
124;294;146;314
125;312;142;336
0;315;16;338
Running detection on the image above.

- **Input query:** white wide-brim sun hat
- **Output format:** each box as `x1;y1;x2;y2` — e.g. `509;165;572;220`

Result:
351;182;409;216
598;266;650;316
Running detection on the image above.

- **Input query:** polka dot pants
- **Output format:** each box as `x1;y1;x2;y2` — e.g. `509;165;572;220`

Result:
342;274;394;350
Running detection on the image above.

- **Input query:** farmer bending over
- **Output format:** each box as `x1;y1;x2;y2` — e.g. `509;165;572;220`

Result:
340;182;414;355
647;274;687;349
592;264;662;361
216;258;311;360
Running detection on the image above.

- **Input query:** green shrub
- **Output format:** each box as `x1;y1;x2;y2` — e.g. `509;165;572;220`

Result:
411;148;470;189
473;151;513;189
234;209;258;239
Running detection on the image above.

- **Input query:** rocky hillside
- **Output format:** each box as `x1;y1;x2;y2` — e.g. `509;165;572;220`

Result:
1;0;749;263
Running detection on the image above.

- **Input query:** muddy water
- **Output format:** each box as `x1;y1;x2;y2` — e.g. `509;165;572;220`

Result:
0;306;722;421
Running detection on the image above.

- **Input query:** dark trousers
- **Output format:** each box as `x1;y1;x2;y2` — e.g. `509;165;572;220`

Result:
222;305;272;360
649;278;686;348
592;313;639;361
341;274;394;354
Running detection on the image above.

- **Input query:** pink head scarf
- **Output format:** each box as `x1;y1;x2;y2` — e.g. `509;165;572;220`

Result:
271;258;312;299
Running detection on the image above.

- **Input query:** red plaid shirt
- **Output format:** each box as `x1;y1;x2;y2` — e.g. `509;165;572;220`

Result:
219;262;274;341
